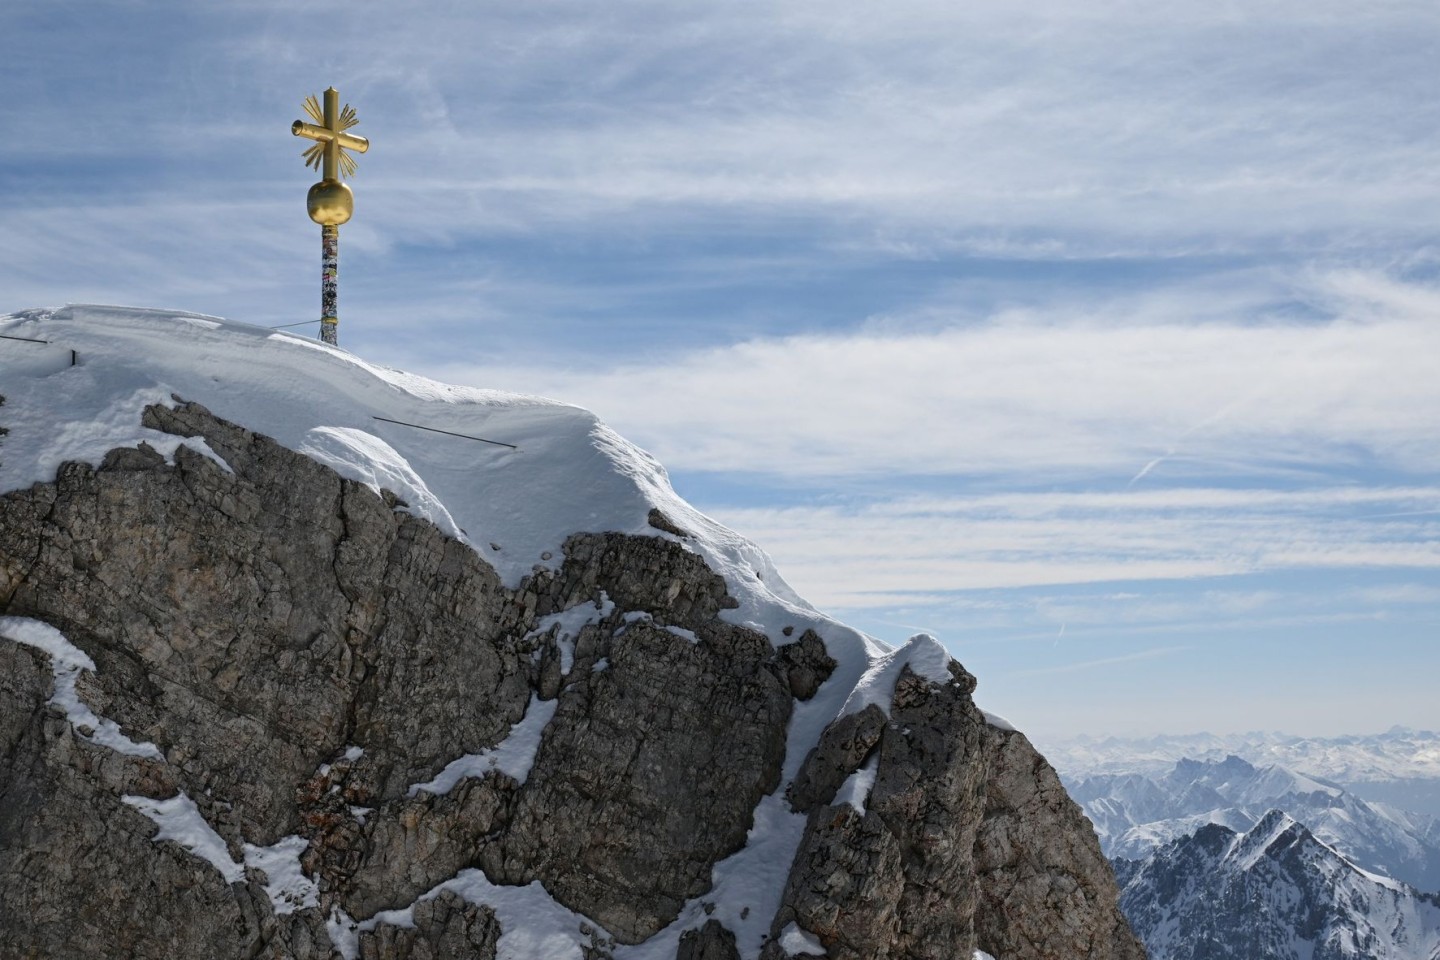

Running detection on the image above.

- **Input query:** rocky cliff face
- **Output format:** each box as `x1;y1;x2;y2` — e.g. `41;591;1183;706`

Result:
0;394;1142;959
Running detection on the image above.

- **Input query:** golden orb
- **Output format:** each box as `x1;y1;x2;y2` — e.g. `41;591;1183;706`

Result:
306;179;354;226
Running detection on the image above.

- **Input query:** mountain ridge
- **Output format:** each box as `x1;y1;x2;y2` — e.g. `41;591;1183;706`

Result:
1043;728;1440;787
1070;754;1440;891
1117;810;1440;960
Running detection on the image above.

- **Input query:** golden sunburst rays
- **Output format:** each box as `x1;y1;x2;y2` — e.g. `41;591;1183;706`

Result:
297;92;363;178
301;140;327;172
299;141;359;177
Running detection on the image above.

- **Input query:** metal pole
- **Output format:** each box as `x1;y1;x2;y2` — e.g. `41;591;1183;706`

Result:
322;87;340;182
293;87;366;347
321;224;339;345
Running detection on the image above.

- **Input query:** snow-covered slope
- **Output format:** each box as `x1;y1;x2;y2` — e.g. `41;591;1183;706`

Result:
1;304;967;721
1;304;799;608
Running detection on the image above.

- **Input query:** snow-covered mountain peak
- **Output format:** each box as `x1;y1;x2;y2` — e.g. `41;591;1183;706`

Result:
1119;813;1440;960
1227;808;1303;871
1071;753;1440;890
1162;754;1344;806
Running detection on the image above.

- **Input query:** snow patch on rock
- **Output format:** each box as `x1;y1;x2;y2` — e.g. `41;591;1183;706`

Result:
778;920;827;955
122;790;320;917
983;710;1017;732
242;835;321;915
122;792;245;884
408;694;559;797
300;425;464;539
835;753;880;815
526;595;615;673
0;616;163;759
328;868;611;960
839;632;952;718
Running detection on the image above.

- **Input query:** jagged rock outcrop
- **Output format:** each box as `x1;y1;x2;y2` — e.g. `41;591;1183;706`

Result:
483;616;793;943
769;668;1143;960
678;919;742;960
359;892;501;959
974;726;1146;960
769;666;987;960
0;399;1141;959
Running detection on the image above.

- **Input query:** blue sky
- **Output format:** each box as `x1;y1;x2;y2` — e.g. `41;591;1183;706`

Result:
3;0;1437;740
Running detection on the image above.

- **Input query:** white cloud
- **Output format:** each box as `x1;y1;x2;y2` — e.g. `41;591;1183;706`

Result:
16;0;1440;251
704;486;1440;604
427;270;1440;482
5;0;1437;742
6;0;1440;351
1352;583;1440;605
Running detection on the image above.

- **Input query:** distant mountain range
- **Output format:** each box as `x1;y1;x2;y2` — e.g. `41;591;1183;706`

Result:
1069;754;1440;891
1046;731;1440;959
1041;727;1440;800
1115;811;1440;960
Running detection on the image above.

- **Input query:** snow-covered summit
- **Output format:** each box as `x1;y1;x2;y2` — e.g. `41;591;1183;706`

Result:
1;304;1004;728
1;304;787;605
1070;753;1440;891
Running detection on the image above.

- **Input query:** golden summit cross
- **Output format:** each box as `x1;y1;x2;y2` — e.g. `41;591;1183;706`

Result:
292;87;369;346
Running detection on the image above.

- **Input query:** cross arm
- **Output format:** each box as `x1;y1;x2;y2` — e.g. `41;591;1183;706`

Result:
291;121;370;154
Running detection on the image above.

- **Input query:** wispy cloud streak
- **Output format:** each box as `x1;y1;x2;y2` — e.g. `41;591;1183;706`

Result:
1014;645;1191;677
430;271;1440;481
708;486;1440;604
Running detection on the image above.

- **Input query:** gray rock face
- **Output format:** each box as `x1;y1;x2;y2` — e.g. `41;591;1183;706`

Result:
485;618;792;943
767;666;989;960
677;919;741;960
359;892;501;960
0;400;1140;959
0;642;335;960
767;669;1144;960
974;726;1147;960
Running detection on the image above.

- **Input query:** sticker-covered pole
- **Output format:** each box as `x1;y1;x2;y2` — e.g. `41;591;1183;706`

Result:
292;87;369;347
320;224;339;345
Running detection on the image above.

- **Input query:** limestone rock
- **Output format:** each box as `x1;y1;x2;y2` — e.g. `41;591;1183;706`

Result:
766;667;988;960
773;629;836;702
677;919;741;960
0;398;1142;960
359;891;500;960
766;664;1143;960
974;726;1147;960
484;619;792;943
787;703;888;813
647;506;690;538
